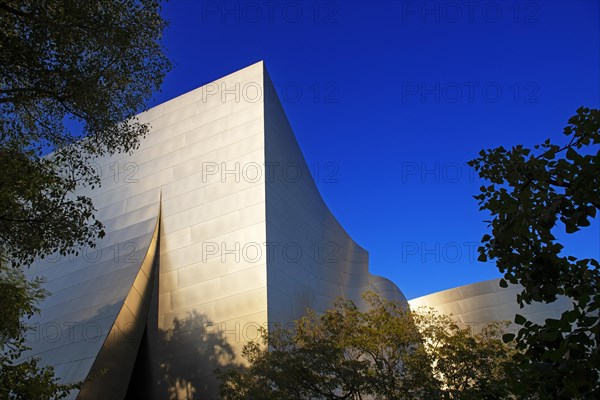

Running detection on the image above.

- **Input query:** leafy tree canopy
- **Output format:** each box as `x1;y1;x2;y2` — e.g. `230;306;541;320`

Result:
217;293;515;400
0;0;170;396
0;0;171;265
468;107;599;398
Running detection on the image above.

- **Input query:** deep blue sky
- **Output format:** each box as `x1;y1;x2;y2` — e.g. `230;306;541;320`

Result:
151;0;600;299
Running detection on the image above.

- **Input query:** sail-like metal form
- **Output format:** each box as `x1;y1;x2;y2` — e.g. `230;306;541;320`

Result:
409;278;573;333
21;61;406;399
21;215;160;399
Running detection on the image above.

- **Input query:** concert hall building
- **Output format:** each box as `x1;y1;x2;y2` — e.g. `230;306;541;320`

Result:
22;62;405;399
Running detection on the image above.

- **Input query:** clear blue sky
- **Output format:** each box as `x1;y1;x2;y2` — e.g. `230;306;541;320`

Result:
151;0;600;299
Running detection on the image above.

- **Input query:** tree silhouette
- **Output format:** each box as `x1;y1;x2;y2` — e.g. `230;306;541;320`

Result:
158;311;240;399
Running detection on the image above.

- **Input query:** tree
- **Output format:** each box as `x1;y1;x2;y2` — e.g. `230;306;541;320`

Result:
0;0;171;265
217;293;515;400
468;107;600;398
0;0;171;396
415;311;515;399
0;257;78;399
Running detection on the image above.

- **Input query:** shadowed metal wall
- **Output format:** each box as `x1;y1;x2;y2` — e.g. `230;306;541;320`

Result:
22;62;406;399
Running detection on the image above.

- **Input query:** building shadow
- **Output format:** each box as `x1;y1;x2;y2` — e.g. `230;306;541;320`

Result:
153;311;240;400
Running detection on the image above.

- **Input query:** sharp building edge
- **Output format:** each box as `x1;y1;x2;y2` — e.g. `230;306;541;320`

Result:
21;61;406;399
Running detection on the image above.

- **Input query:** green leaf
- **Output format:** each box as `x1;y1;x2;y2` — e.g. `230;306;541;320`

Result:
565;223;580;234
514;314;526;325
587;206;596;218
502;333;515;343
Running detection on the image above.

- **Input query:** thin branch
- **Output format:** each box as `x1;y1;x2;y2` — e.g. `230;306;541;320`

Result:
0;3;32;19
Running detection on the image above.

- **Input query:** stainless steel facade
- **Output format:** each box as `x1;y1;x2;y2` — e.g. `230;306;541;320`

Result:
409;278;573;333
21;62;406;399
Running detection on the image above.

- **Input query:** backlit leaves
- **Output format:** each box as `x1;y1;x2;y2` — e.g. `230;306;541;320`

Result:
0;0;171;266
469;107;600;398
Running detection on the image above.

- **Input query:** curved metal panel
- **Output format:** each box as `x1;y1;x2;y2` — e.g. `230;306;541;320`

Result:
262;65;406;327
409;278;573;332
77;209;160;399
21;212;159;399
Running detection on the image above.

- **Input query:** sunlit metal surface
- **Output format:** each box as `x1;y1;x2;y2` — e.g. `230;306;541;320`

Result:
22;61;406;399
408;278;573;332
21;213;159;399
77;212;160;399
